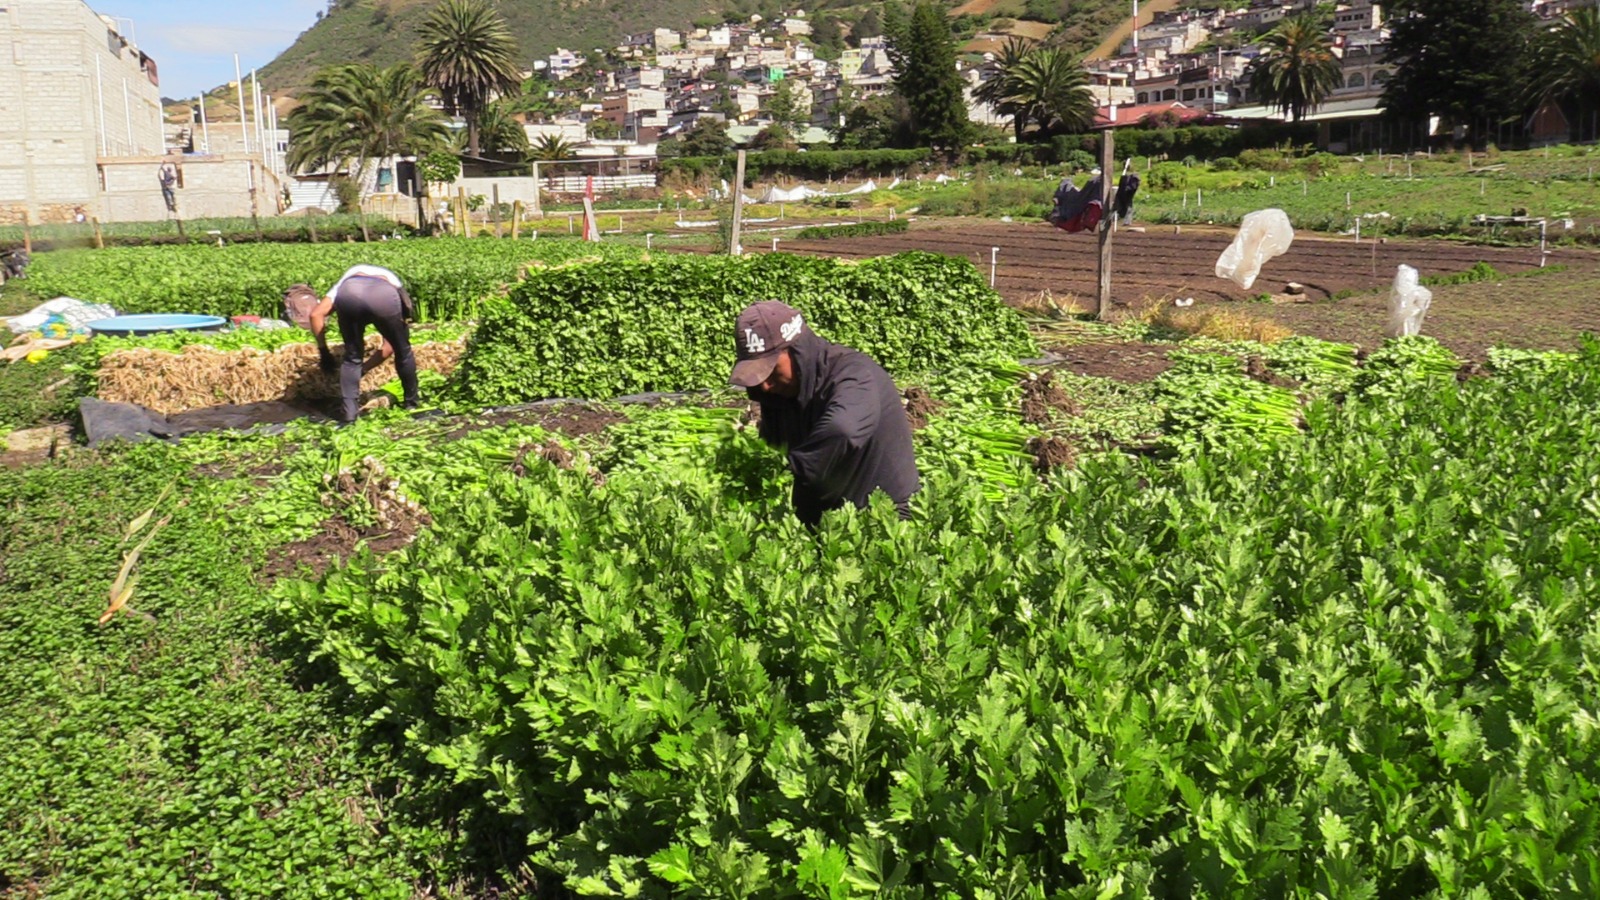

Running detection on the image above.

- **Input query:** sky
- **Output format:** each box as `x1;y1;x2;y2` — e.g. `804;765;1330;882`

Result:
99;0;327;100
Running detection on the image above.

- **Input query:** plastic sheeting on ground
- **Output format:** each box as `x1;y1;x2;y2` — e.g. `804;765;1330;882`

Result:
3;297;118;336
79;397;332;448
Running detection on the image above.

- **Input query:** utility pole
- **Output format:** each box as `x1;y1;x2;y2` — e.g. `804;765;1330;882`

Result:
1132;0;1139;54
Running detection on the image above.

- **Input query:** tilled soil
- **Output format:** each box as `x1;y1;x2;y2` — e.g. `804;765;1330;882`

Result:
738;219;1600;377
764;219;1582;307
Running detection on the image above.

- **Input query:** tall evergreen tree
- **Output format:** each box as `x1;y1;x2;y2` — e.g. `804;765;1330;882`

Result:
1381;0;1538;147
417;0;522;158
887;1;971;150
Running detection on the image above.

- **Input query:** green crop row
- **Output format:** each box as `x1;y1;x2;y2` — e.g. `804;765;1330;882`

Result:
280;338;1600;897
792;219;910;241
454;251;1038;405
23;238;641;322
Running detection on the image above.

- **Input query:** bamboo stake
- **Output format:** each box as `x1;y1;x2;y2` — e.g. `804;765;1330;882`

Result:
91;216;104;250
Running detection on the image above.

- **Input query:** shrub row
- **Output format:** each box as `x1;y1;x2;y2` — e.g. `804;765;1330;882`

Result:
791;219;910;240
24;238;640;322
661;149;933;182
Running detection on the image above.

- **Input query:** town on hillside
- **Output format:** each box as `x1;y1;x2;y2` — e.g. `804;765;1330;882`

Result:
0;0;1591;224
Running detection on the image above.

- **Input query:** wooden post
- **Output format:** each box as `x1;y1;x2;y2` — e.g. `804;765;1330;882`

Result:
456;187;468;237
729;150;746;256
174;213;187;242
91;216;104;250
491;184;502;238
1096;131;1114;319
21;210;31;254
308;216;319;243
511;200;521;239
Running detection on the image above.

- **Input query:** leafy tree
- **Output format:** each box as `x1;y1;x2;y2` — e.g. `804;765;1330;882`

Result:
833;94;913;150
418;149;460;184
416;0;522;158
888;1;971;150
1382;0;1538;147
1008;46;1095;137
851;7;883;46
749;123;795;150
1527;7;1600;143
765;79;807;139
1246;11;1342;123
680;117;735;156
508;73;574;122
529;134;577;160
286;63;449;182
714;87;742;120
811;14;844;58
587;117;622;140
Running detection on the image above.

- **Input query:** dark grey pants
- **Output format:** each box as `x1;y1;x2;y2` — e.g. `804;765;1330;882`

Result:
333;276;416;422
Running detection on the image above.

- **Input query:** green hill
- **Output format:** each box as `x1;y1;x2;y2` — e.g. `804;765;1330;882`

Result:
256;0;1134;98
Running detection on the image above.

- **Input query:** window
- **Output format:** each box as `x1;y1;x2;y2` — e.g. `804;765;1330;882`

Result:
1347;73;1366;88
1372;70;1390;84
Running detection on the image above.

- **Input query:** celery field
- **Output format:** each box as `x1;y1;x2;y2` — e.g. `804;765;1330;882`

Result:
1;237;1596;897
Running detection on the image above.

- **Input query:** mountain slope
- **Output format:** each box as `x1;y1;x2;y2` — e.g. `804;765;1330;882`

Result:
257;0;1136;98
262;0;760;95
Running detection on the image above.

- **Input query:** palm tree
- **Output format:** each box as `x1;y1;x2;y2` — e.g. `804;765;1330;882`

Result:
417;0;523;158
286;63;450;181
469;100;530;159
973;37;1035;141
529;134;576;161
1247;12;1342;123
1007;47;1095;137
1528;7;1600;143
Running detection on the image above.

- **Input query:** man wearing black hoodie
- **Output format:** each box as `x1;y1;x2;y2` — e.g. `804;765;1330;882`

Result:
730;301;920;527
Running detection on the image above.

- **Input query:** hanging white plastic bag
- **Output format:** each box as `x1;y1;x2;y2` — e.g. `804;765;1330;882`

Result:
1385;264;1433;337
1215;208;1295;290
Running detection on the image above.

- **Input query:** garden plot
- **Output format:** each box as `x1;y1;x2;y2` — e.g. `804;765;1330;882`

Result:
4;236;1599;896
763;219;1587;306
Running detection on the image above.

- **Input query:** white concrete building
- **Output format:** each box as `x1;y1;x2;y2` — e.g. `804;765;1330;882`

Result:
0;2;291;223
0;0;165;223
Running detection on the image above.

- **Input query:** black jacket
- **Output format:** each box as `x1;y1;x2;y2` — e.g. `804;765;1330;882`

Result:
748;332;920;526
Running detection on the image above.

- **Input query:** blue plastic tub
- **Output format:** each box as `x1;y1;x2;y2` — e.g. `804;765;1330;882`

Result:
85;314;229;337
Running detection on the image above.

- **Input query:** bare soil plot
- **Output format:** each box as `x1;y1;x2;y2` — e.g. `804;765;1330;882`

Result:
757;219;1600;378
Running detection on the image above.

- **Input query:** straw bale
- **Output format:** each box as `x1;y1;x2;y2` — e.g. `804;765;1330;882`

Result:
96;337;466;414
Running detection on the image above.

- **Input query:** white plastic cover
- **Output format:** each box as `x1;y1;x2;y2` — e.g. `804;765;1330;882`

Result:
1385;264;1434;337
1215;208;1295;290
2;297;118;334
